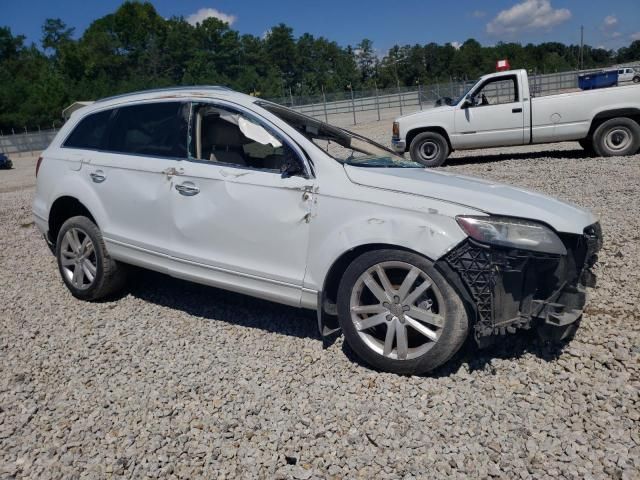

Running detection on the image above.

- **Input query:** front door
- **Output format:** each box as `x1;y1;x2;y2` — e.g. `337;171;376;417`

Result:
452;74;525;149
166;102;314;306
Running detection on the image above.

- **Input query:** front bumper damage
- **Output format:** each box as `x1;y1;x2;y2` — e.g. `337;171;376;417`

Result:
436;222;603;345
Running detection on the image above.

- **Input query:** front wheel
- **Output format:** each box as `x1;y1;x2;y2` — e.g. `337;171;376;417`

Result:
409;132;450;167
56;216;127;300
337;250;469;375
592;117;640;157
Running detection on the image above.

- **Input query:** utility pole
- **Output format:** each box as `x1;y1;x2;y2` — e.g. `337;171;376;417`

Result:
580;25;584;71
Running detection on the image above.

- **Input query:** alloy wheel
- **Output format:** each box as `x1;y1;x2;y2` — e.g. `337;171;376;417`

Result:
59;227;97;290
349;261;445;360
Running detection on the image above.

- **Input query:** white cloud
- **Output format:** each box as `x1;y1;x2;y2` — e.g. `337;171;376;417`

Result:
610;31;622;39
630;32;640;41
186;7;237;26
486;0;571;36
471;10;486;18
603;15;618;28
450;41;462;50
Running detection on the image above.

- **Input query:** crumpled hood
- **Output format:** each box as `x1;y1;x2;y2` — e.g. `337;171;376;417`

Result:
344;166;597;234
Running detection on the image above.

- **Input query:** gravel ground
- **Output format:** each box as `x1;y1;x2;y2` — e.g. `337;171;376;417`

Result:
1;126;639;479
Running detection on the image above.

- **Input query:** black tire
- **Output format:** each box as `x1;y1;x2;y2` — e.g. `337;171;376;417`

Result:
337;249;469;375
409;132;450;167
578;138;596;156
633;76;640;84
592;117;640;157
55;216;126;300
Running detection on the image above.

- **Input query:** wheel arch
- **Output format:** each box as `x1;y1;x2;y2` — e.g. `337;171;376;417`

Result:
405;126;453;152
48;196;98;245
317;242;477;338
586;108;640;139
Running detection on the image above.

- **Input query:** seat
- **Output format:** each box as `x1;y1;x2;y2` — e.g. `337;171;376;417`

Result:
202;118;249;167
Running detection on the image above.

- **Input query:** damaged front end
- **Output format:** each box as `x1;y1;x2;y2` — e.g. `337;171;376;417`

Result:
436;222;602;346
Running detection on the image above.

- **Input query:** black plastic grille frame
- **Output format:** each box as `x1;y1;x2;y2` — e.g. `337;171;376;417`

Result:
444;240;495;337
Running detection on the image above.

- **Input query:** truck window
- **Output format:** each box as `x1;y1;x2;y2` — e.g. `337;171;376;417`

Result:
474;76;518;106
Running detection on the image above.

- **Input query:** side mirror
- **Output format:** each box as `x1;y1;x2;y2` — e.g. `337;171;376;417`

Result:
462;97;473;108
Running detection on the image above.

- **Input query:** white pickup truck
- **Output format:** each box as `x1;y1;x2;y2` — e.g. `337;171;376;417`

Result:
392;69;640;167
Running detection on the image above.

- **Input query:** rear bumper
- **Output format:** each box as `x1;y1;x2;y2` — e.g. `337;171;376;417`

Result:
436;223;602;344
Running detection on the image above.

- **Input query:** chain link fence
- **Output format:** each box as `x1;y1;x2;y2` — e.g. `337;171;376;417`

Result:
267;63;640;127
2;63;638;154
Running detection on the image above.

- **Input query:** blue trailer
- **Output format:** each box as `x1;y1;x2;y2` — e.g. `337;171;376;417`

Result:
578;70;619;90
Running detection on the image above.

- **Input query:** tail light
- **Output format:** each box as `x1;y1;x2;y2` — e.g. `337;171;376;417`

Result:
36;156;43;177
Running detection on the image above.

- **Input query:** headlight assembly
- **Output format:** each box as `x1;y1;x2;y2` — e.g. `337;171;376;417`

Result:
456;216;567;255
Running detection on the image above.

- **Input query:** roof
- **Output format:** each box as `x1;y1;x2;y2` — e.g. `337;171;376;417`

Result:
68;85;257;119
94;85;233;103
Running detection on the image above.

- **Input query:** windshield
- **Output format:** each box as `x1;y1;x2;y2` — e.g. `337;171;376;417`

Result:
256;101;422;168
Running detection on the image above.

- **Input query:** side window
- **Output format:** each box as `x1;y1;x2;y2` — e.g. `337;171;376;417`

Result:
107;102;189;158
63;109;112;150
190;104;302;173
474;76;518;106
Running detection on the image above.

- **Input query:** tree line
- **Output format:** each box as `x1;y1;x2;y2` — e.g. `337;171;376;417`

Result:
1;1;639;131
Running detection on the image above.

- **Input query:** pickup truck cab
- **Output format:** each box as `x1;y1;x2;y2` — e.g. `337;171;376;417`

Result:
392;69;640;166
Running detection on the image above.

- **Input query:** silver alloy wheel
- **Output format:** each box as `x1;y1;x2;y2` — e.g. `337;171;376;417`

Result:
349;261;445;360
604;127;632;152
418;140;439;161
59;227;97;290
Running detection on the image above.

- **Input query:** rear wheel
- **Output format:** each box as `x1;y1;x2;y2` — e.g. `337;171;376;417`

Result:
592;117;640;157
337;250;468;375
56;216;126;300
633;76;640;84
409;132;450;167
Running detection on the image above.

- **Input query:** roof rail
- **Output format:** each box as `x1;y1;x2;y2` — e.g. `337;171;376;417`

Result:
95;85;233;103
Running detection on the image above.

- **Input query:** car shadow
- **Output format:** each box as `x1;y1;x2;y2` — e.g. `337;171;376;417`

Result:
123;269;570;376
340;328;570;378
125;268;319;340
445;146;593;167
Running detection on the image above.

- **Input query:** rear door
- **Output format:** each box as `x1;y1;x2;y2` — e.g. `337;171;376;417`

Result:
77;101;189;254
452;74;525;148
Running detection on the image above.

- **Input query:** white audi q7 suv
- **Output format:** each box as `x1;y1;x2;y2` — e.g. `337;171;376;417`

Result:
33;87;602;375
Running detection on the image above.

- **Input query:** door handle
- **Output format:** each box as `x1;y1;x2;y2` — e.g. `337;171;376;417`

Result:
512;108;523;113
175;182;200;196
89;170;106;183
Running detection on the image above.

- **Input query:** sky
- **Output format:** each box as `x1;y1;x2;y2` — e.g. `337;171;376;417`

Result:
2;0;639;54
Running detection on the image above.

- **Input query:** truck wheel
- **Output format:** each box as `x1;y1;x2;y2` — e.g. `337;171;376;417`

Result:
410;132;450;167
56;216;127;300
593;117;640;157
578;138;596;156
633;76;640;84
337;249;469;375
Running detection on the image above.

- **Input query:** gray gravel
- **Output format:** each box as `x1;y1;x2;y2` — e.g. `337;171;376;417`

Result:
1;129;639;479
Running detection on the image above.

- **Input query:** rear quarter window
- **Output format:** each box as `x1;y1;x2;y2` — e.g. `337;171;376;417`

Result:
63;109;112;150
